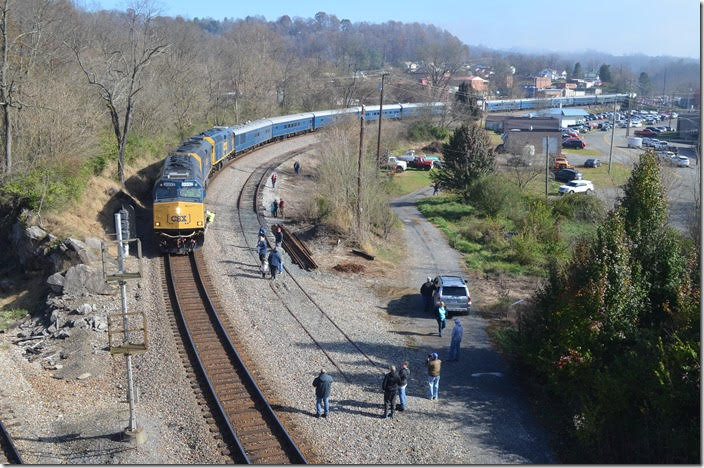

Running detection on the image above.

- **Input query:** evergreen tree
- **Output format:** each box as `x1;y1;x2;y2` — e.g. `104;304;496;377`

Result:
598;64;611;83
572;62;583;79
456;81;470;103
431;123;494;200
637;72;652;96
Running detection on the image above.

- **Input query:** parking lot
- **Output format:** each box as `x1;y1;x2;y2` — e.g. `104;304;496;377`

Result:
566;117;698;232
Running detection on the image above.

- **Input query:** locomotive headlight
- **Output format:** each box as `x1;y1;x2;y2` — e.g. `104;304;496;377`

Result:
155;222;161;226
197;221;203;226
175;207;181;215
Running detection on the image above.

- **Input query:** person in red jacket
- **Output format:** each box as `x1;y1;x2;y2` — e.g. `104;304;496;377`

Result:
271;172;277;188
278;198;285;218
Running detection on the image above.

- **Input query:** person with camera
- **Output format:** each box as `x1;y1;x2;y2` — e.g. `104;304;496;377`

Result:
427;352;441;400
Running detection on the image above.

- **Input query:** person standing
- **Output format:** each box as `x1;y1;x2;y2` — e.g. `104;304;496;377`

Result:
278;198;285;218
272;199;279;217
293;160;300;175
258;226;267;238
271;172;277;188
420;277;434;313
427;353;441;400
382;365;400;419
436;301;447;337
397;361;410;412
448;318;464;361
433;182;440;195
273;225;284;249
268;247;283;280
257;236;268;278
312;368;333;418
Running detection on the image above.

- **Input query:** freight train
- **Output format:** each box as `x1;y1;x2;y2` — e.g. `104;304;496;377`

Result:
153;102;445;253
483;93;628;112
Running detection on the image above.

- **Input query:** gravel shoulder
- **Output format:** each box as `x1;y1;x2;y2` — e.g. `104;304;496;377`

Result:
202;136;555;463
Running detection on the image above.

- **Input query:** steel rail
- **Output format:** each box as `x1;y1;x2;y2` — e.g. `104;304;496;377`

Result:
0;418;23;464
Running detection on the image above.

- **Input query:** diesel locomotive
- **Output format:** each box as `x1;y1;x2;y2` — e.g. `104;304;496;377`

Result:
152;102;445;253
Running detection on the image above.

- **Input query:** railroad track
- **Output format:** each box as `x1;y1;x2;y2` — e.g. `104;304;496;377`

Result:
236;152;383;383
164;251;305;464
278;226;317;271
0;417;23;464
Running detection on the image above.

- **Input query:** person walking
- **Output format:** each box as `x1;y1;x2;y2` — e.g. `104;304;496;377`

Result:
271;172;277;188
420;277;434;313
427;353;441;400
312;368;333;418
268;247;283;280
278;198;285;218
258;226;267;238
293;160;300;175
257;235;268;278
382;365;400;419
273;225;284;249
436;301;447;337
397;361;410;412
433;182;440;195
448;318;464;361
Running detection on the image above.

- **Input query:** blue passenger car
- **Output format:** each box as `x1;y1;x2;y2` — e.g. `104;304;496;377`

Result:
312;108;361;129
363;104;401;121
268;113;315;139
233;120;272;153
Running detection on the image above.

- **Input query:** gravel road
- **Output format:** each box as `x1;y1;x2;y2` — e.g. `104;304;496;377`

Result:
201;135;554;464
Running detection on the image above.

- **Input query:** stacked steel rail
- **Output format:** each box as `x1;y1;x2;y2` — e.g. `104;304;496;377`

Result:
165;251;305;464
0;418;22;464
279;226;318;271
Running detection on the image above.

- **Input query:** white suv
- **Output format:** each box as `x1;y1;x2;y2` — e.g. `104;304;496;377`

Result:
558;179;594;195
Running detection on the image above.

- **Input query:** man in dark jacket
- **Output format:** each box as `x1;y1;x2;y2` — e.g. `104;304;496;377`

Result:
420;277;435;312
312;368;333;418
268;248;283;280
257;236;268;278
382;365;401;419
273;225;284;249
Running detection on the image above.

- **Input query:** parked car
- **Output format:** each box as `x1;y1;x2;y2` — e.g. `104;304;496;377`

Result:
558;179;595;195
584;158;601;168
385;156;407;173
635;129;658;137
555;168;583;182
671;155;690;167
658;151;676;162
432;276;471;315
563;138;586;149
407;156;435;171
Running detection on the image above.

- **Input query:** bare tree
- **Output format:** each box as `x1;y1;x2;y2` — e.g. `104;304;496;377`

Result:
505;145;543;191
69;3;169;186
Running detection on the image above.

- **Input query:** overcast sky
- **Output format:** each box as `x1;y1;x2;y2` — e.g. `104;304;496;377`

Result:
87;0;700;59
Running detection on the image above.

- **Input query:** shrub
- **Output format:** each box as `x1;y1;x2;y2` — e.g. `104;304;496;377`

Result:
516;199;558;243
458;217;506;246
511;232;543;266
551;194;606;222
407;121;448;141
469;175;523;218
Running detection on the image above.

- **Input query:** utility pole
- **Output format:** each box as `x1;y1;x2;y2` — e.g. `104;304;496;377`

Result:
698;0;702;312
625;81;633;137
608;100;617;174
545;136;549;199
357;104;364;233
376;73;388;170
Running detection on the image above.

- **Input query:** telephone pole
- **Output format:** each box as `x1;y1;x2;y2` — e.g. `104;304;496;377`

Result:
376;73;388;170
608;100;617;174
625;81;634;137
358;105;365;233
545;136;549;199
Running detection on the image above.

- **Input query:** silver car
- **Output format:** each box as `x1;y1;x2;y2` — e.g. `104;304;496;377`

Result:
433;276;472;315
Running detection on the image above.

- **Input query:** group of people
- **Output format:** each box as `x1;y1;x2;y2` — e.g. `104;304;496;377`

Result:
311;352;447;420
420;276;464;360
270;198;285;217
257;225;285;280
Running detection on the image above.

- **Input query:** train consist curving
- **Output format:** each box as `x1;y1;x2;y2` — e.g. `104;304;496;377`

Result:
152;102;444;253
483;93;628;112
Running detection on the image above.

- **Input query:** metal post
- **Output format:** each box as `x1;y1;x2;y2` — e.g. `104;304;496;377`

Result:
608;100;617;174
699;0;703;313
376;73;387;170
625;85;633;137
357;105;364;233
545;136;549;199
115;213;137;434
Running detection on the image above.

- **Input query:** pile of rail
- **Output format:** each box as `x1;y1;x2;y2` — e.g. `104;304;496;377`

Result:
165;251;306;464
0;418;22;464
279;226;317;271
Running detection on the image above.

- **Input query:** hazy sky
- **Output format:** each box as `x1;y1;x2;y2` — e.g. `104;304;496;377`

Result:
88;0;700;58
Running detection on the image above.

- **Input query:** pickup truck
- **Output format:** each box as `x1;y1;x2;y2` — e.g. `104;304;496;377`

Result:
553;156;573;171
385;156;407;173
407;156;434;171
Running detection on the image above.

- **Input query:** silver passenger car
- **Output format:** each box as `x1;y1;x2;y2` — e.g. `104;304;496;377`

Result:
433;276;471;315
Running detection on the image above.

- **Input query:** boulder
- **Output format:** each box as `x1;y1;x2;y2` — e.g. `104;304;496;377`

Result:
53;329;70;339
49;309;62;324
62;264;112;296
66;318;86;328
84;237;103;252
47;273;65;294
26;225;48;242
65;237;97;264
87;315;108;332
75;304;94;315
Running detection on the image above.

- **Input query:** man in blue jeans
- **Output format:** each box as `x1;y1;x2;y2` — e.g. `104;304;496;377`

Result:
448;318;464;361
427;353;442;400
313;368;333;418
397;361;410;411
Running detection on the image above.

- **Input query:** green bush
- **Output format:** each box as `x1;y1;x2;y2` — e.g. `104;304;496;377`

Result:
407;121;448;141
510;232;543;266
551;194;606;222
0;163;90;211
516;199;558;243
469;175;524;218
